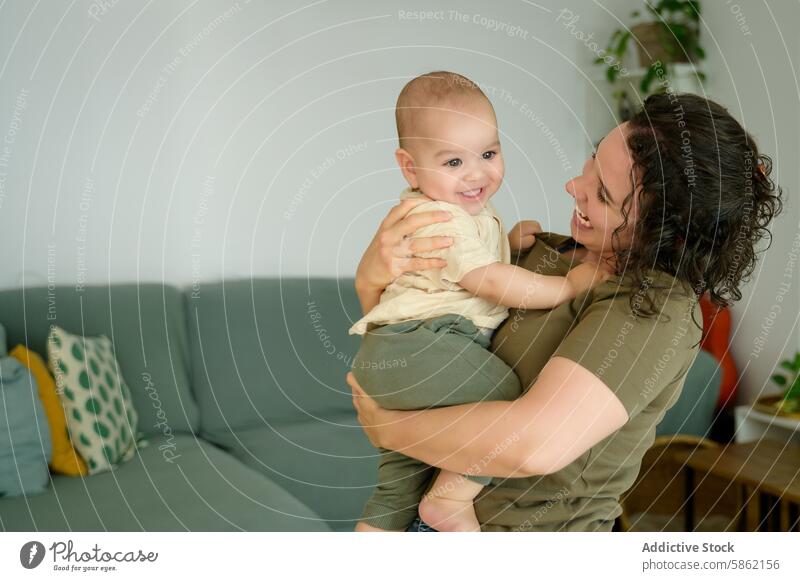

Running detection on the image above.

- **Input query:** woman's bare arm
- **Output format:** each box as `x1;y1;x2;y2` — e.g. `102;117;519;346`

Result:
349;356;628;478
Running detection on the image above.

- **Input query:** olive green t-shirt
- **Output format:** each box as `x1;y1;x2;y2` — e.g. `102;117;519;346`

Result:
471;232;702;532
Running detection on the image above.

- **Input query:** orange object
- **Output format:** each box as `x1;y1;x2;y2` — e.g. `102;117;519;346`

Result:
10;344;88;476
698;294;738;409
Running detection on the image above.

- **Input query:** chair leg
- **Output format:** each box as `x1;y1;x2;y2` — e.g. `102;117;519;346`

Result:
737;484;748;531
779;500;790;531
765;493;781;531
744;486;761;532
684;466;695;532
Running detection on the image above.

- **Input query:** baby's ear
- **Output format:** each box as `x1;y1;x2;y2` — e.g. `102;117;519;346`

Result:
395;148;419;189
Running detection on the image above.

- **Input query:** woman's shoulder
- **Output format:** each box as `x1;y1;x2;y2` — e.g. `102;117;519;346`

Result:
597;268;695;301
556;269;702;413
588;269;701;338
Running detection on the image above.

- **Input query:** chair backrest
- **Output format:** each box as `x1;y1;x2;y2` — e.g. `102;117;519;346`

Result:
622;435;719;517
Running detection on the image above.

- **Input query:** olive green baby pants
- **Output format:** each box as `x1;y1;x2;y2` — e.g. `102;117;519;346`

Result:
352;314;522;531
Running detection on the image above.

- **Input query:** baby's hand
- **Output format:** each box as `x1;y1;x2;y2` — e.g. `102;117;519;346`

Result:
565;261;610;294
508;220;542;252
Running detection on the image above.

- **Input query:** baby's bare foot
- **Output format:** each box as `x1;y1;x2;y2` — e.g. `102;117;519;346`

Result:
418;495;481;532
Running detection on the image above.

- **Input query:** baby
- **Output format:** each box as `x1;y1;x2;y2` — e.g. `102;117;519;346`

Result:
349;71;606;532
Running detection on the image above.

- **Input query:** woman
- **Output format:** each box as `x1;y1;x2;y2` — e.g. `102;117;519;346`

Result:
347;92;782;532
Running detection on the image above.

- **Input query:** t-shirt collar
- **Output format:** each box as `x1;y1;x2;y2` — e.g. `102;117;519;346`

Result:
399;187;424;200
554;236;584;253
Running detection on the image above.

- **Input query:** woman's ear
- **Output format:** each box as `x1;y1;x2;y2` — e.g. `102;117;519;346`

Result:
395;148;419;189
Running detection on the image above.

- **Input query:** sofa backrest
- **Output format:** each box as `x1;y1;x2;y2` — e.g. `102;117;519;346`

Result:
656;348;721;438
0;283;199;437
185;278;363;433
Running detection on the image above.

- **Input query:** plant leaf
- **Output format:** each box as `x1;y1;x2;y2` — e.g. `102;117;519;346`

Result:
640;64;660;94
787;400;800;413
613;30;631;56
772;374;787;386
785;376;800;400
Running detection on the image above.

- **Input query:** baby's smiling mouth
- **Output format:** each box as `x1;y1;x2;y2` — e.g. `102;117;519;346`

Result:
458;187;484;199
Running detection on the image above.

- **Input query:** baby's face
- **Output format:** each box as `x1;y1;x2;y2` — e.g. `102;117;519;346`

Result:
399;102;504;215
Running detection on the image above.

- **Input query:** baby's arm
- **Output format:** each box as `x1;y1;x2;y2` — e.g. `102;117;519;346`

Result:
459;261;607;310
403;203;607;308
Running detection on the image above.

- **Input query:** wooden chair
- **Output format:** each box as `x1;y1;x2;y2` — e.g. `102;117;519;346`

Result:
617;434;738;531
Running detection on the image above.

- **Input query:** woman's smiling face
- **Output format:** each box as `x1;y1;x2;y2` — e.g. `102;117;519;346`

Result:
566;123;639;261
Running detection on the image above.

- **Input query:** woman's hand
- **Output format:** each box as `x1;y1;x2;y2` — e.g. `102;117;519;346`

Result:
355;198;454;295
346;372;396;449
508;220;542;252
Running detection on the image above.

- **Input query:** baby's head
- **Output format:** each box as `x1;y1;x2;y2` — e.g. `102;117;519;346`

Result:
395;71;504;215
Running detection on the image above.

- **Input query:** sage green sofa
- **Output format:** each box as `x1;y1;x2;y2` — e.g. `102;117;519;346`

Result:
0;279;720;531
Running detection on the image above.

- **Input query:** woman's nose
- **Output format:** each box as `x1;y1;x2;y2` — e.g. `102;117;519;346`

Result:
565;176;579;199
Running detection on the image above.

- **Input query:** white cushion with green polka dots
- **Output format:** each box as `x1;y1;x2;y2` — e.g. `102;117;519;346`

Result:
46;325;147;474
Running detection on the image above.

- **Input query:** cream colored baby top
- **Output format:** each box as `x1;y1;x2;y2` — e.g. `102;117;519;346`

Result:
349;188;511;335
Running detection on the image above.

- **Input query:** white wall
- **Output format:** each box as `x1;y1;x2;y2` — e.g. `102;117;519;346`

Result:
699;0;800;404
0;0;631;289
1;1;796;404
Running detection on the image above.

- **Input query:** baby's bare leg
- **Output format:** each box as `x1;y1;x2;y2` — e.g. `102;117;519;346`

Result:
418;469;484;532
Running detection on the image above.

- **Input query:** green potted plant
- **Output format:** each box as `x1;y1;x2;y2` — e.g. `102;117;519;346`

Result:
595;0;706;119
757;351;800;417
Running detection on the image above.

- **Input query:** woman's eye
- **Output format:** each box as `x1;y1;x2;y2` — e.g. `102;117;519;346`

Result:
445;158;462;168
596;183;605;203
482;150;497;160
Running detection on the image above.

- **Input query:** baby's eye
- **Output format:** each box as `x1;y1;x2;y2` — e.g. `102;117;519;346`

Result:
444;158;462;168
482;150;497;160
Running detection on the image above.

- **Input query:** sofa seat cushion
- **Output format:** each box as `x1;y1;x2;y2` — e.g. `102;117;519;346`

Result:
0;434;329;531
203;411;381;532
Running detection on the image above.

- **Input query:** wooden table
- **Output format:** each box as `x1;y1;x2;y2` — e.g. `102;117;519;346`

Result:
674;439;800;531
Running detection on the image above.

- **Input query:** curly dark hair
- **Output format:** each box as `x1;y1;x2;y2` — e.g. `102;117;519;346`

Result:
608;92;783;335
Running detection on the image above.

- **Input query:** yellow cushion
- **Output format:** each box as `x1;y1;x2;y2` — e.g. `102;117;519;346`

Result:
10;344;88;476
